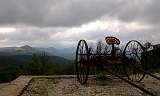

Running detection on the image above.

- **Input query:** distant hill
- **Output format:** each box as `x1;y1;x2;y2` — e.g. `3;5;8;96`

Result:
35;46;76;60
0;45;71;71
21;45;33;50
0;45;38;56
0;45;75;60
0;45;73;82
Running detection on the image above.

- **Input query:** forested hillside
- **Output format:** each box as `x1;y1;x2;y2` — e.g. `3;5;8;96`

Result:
0;53;73;83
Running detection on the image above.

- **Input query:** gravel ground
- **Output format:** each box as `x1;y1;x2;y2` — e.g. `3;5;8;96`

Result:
21;74;160;96
0;83;8;89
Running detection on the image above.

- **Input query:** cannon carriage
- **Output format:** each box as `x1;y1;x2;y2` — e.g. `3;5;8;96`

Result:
76;36;146;85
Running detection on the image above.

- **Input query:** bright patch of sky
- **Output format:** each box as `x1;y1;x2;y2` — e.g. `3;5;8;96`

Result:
0;27;16;33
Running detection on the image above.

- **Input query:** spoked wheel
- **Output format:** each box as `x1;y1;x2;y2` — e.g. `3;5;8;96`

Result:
76;40;90;85
123;40;146;82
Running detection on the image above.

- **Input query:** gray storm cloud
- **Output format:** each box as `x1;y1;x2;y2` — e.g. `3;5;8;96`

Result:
0;0;159;47
0;0;119;27
1;0;159;27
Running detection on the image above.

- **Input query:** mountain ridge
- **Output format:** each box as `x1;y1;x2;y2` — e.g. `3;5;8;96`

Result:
0;45;75;59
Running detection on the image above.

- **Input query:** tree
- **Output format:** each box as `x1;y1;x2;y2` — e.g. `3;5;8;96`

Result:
24;52;51;75
96;41;105;54
144;42;152;50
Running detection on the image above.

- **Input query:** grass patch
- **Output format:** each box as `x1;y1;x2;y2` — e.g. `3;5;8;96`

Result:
47;79;58;85
147;68;160;73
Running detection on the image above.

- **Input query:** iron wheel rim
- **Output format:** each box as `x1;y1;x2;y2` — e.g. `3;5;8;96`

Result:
123;40;146;82
76;40;89;84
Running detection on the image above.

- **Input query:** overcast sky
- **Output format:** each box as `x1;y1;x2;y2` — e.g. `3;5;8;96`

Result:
0;0;159;48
